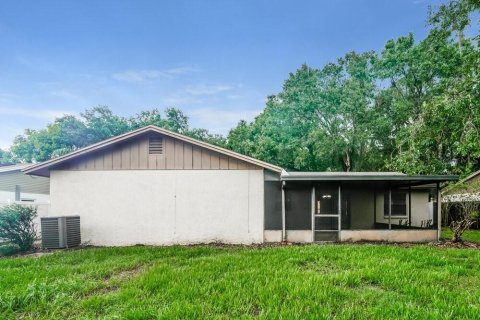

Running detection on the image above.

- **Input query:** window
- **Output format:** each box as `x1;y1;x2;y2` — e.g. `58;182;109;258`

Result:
149;137;163;155
384;191;407;216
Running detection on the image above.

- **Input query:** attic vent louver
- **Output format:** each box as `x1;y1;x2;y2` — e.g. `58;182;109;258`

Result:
149;137;163;154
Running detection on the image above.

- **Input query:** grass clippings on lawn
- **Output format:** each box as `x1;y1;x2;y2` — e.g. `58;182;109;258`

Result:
1;244;480;319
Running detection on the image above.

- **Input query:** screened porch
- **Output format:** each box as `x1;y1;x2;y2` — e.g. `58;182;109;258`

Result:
276;172;457;242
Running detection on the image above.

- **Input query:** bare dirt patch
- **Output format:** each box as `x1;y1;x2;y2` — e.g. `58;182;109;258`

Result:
84;264;149;298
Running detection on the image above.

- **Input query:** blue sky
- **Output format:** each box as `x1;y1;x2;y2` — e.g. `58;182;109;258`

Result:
0;0;442;149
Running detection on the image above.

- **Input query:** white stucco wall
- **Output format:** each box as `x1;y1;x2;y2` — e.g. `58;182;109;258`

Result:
340;230;437;242
265;229;437;243
48;170;264;246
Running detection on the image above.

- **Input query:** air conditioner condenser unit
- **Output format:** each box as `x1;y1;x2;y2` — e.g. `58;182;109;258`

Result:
40;216;81;249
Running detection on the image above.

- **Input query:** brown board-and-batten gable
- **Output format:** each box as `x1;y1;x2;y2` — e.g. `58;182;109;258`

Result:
23;126;283;177
59;133;258;171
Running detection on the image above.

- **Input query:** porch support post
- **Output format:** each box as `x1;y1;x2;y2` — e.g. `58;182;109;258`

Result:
281;181;286;242
436;182;441;241
338;184;342;233
388;187;392;230
373;188;377;227
311;185;315;242
408;186;412;227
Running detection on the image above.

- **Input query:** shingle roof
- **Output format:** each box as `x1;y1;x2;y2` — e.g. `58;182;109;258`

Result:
461;169;480;183
0;164;31;174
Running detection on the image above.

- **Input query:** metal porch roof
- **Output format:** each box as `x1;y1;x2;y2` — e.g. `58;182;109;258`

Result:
281;171;458;183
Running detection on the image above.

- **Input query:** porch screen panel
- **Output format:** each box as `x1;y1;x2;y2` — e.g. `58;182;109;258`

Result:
315;186;338;215
314;217;338;230
264;181;282;230
285;185;312;230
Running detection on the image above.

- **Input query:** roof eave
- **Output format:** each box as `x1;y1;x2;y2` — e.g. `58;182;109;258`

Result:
460;169;480;184
281;175;459;182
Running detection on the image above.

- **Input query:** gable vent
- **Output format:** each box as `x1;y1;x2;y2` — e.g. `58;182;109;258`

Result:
149;137;164;154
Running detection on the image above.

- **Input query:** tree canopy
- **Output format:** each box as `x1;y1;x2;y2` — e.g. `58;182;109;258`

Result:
6;106;226;163
227;0;479;176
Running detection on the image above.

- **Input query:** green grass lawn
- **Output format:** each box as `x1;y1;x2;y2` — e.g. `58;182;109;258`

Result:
441;227;480;243
1;245;480;319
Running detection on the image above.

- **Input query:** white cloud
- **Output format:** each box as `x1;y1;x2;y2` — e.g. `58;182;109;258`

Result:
226;94;243;100
165;66;201;75
112;66;200;82
161;82;235;104
0;138;12;150
188;107;261;134
0;107;77;149
0;106;75;121
0;124;24;149
161;96;203;106
185;84;233;95
112;70;164;82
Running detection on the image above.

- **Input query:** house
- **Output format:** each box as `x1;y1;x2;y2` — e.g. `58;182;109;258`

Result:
443;169;480;203
462;170;480;184
23;125;457;245
0;164;50;204
442;169;480;227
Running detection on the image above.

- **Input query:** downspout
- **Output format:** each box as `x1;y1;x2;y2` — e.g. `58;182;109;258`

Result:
408;186;412;227
388;187;392;230
436;182;441;242
338;184;342;240
281;181;286;242
311;185;315;242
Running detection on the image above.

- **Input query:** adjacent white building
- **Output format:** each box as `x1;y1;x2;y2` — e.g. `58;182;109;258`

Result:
0;164;50;204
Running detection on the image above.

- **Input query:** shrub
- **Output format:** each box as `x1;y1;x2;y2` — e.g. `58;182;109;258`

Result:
450;203;479;242
0;242;20;256
0;204;38;252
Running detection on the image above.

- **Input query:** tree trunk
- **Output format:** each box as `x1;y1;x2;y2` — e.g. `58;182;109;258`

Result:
344;148;351;172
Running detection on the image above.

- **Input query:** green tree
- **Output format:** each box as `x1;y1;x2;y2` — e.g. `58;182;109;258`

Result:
0;149;15;165
388;0;479;175
163;108;189;134
428;0;479;49
10;115;90;162
187;128;227;147
228;53;383;172
227;120;256;156
129;109;165;129
82;106;130;143
10;106;227;163
389;41;479;174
